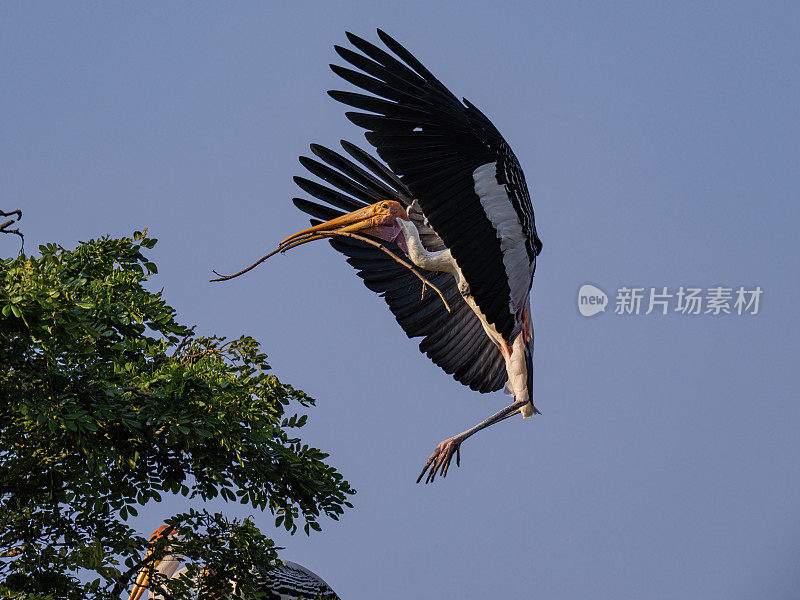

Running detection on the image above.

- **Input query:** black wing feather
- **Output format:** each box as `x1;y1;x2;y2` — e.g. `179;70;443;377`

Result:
292;142;506;393
330;30;542;342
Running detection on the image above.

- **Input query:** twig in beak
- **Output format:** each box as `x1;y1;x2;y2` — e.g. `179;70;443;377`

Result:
210;231;451;313
209;233;330;281
319;230;450;313
210;248;283;282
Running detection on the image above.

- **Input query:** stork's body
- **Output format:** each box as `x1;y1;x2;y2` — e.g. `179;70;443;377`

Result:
129;526;337;600
396;216;535;414
283;191;538;481
241;30;543;482
146;562;336;600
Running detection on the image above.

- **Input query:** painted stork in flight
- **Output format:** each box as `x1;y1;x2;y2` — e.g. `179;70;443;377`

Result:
128;525;338;600
217;30;542;482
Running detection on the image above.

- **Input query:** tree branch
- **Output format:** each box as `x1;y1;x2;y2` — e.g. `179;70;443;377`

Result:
0;209;23;254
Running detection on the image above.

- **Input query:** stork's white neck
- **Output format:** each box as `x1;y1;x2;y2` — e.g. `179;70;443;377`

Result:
397;218;457;275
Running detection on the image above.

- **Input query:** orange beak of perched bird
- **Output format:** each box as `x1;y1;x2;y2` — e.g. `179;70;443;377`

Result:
128;525;180;600
278;200;410;252
129;565;153;600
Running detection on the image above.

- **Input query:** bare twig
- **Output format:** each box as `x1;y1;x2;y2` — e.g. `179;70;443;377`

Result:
211;230;451;312
172;325;197;357
178;336;234;365
210;248;282;282
0;209;23;254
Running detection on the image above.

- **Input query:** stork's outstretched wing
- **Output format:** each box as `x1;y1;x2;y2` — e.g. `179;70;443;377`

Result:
293;141;506;392
329;30;542;343
256;560;338;600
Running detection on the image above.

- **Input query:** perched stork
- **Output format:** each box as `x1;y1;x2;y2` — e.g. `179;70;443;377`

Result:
128;525;338;600
219;30;543;482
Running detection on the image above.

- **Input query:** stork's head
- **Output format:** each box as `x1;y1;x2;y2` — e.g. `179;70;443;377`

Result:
128;525;182;600
279;200;410;251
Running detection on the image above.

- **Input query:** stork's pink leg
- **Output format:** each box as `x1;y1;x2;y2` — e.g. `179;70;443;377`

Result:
417;398;532;484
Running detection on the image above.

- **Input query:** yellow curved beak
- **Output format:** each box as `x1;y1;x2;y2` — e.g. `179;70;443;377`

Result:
129;545;166;600
278;200;409;252
128;556;155;600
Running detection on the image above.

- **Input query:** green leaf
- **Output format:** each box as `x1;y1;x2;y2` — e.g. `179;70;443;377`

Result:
0;232;354;598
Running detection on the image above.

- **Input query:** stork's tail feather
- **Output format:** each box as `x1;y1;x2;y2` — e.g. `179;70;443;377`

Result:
521;342;538;418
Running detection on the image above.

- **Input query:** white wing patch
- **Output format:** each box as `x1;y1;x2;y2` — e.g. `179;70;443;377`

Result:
472;162;532;322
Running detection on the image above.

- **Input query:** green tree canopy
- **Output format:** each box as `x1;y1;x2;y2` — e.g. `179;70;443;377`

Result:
0;231;354;599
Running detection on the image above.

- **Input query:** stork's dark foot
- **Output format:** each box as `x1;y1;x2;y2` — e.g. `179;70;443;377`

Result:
416;437;461;484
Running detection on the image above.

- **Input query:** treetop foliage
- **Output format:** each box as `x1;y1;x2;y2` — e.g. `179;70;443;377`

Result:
0;231;353;599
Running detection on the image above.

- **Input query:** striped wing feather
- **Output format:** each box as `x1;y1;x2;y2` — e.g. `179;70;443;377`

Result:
256;560;337;600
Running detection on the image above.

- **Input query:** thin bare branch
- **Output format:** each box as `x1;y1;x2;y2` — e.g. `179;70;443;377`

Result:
172;325;197;357
210;230;451;312
210;248;282;282
0;209;23;254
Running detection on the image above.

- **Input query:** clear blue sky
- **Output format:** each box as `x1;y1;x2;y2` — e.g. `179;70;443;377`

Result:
2;2;799;598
